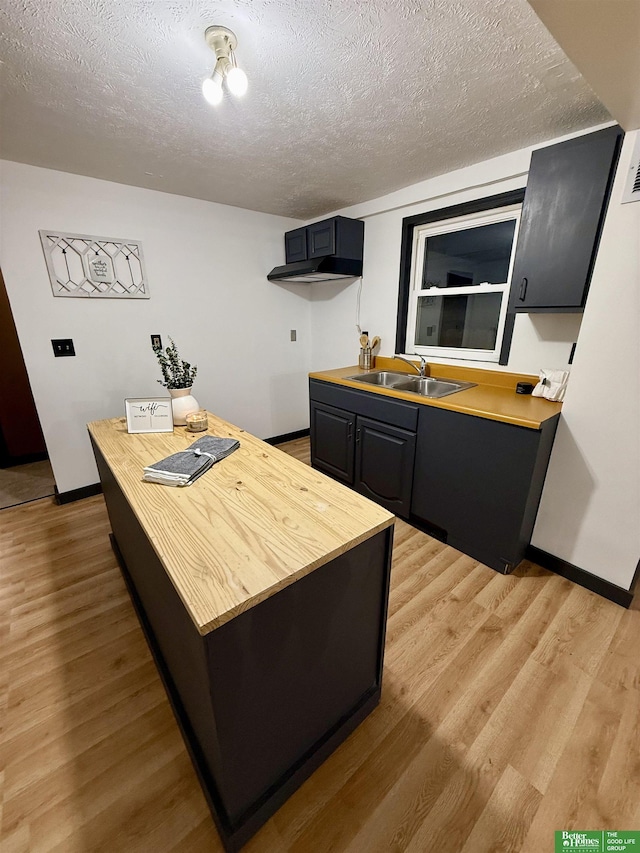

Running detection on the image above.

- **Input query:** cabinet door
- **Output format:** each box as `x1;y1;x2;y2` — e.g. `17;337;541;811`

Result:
307;219;336;258
411;406;557;572
355;416;416;518
510;125;622;312
310;401;355;484
285;227;307;263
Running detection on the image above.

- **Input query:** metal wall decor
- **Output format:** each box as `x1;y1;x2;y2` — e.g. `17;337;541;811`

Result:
39;230;150;298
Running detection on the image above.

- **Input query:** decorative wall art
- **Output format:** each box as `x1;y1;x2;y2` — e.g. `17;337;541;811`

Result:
39;230;150;298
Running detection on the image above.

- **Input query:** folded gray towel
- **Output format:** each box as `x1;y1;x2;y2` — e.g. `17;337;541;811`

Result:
143;436;240;487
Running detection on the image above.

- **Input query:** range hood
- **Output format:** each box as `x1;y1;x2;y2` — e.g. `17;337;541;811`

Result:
267;255;363;283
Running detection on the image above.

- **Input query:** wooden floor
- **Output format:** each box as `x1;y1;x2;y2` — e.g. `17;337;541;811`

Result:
1;436;638;852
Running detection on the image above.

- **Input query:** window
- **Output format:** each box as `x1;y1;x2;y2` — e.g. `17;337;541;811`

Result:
396;191;525;364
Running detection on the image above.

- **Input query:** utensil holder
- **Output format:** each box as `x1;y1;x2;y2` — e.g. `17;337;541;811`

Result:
359;347;372;370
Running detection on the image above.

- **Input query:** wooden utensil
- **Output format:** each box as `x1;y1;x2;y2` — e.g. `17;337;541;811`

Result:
371;336;380;351
359;333;370;348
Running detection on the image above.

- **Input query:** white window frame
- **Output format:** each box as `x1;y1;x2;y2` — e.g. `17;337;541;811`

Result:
404;204;521;363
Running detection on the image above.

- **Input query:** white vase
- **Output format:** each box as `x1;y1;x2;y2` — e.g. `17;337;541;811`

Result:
169;387;199;426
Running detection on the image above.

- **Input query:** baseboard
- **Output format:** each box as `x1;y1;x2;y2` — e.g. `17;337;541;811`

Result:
0;450;49;469
526;545;634;608
54;482;102;505
265;429;310;446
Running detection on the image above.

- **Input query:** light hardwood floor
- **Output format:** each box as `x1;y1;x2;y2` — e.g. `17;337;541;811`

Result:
1;437;638;852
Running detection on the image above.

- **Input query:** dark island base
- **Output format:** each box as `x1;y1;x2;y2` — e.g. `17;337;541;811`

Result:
111;535;386;850
95;440;394;852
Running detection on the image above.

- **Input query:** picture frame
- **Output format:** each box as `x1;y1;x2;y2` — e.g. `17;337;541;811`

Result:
124;397;173;434
39;230;150;299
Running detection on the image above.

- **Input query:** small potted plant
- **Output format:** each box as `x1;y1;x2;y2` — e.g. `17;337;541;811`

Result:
153;337;199;425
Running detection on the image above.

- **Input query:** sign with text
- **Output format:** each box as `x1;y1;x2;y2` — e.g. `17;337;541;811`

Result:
125;398;173;434
87;254;115;283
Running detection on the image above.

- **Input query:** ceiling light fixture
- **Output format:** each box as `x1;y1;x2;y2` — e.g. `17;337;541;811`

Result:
202;26;248;106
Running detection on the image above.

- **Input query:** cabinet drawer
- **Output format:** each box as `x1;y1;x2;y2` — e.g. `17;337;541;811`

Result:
310;380;418;432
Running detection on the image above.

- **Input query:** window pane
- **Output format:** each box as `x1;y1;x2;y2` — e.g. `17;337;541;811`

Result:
422;220;516;288
415;292;503;350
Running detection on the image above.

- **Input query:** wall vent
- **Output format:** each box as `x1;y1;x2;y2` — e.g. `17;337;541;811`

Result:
622;134;640;204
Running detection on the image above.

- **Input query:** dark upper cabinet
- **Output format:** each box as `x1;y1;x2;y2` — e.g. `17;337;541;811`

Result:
510;125;623;312
285;216;364;264
284;227;308;263
307;219;336;258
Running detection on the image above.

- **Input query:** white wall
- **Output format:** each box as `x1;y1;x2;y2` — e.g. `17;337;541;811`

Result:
0;161;312;494
532;130;640;589
309;130;594;373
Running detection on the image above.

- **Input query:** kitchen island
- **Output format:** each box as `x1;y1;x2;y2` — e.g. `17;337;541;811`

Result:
88;414;394;852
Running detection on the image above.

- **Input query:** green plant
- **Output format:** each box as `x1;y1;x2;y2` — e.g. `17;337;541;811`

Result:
153;337;198;390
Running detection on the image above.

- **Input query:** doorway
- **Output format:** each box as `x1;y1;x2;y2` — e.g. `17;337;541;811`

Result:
0;267;55;509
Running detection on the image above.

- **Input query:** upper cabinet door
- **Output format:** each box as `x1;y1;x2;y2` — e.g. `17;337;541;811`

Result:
307;219;336;258
284;227;308;263
510;125;623;312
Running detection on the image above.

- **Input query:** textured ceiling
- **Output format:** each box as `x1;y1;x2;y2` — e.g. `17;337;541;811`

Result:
0;0;610;219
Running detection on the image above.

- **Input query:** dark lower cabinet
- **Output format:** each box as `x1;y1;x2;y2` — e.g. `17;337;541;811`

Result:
355;417;415;517
411;407;559;572
310;401;355;484
309;379;560;573
309;385;417;518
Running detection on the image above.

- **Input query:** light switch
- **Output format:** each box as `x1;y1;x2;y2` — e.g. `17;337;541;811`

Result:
290;330;297;342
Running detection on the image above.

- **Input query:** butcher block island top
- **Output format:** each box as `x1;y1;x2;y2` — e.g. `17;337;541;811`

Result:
88;413;394;636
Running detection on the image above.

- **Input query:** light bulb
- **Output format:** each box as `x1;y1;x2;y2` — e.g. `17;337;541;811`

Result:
202;72;223;106
226;66;248;97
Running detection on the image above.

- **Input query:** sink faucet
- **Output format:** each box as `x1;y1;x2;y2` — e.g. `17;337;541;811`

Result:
394;354;429;377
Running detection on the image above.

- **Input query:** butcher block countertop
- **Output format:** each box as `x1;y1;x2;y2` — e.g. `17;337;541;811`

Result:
88;414;394;636
309;357;562;430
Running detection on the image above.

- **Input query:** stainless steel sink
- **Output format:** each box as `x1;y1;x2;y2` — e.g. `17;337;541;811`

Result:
347;371;410;387
346;371;476;398
392;377;476;398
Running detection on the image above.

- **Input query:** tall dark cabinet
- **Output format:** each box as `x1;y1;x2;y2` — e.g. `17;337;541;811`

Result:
509;124;623;312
